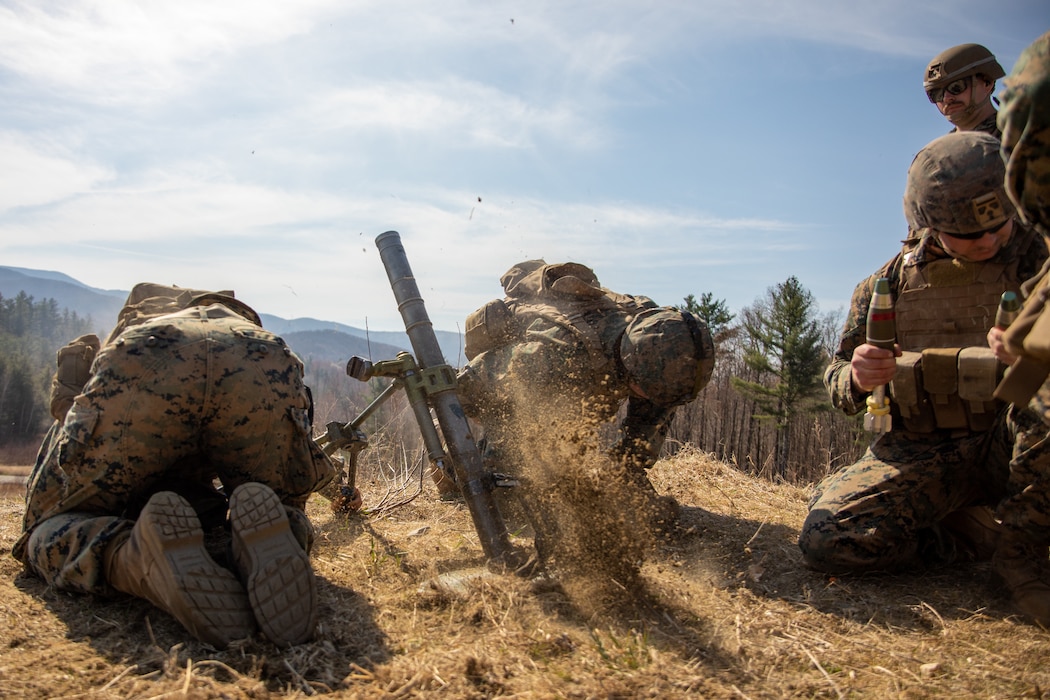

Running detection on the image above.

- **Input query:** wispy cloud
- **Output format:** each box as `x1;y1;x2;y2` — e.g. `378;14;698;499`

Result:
0;0;340;102
299;80;601;151
0;132;113;211
1;166;811;327
4;0;1010;105
0;0;1041;331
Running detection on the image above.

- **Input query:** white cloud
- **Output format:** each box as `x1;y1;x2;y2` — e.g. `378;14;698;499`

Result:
0;0;340;102
0;0;949;109
300;79;600;150
0;133;112;212
0;167;807;328
0;172;343;242
0;0;1041;333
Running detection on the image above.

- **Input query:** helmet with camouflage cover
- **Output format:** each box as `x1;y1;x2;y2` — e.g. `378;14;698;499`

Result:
924;43;1005;98
998;30;1050;232
903;131;1014;235
618;308;714;407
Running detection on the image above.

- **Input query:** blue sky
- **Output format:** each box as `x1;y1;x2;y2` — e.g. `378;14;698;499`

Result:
1;1;1046;332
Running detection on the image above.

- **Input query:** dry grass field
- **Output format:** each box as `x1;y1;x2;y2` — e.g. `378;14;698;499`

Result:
1;451;1049;699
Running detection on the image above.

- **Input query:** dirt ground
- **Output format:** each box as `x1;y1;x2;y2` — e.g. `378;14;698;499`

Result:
1;451;1049;699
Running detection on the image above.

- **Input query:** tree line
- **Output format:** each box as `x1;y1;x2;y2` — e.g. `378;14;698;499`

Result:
671;277;865;484
0;292;95;445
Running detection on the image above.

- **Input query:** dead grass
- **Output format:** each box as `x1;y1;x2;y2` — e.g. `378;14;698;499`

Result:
0;440;41;467
2;448;1049;699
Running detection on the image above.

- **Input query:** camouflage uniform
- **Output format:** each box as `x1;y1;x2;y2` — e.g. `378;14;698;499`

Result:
999;32;1050;239
458;260;714;475
944;112;1000;140
13;285;335;643
987;31;1050;624
800;131;1049;575
455;262;713;570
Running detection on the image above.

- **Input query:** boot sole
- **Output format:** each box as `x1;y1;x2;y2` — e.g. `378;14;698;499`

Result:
138;492;255;647
230;483;317;646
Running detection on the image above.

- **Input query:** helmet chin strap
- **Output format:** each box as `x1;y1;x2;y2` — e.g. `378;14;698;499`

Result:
946;77;997;129
945;91;981;128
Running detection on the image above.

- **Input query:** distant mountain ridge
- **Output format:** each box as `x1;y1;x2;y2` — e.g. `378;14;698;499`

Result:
0;266;127;334
0;266;467;367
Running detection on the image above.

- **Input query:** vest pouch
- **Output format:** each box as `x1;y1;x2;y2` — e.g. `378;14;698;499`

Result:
106;283;239;344
922;348;968;429
499;260;547;298
1021;295;1050;363
891;351;937;432
958;347;1003;431
502;261;604;301
545;263;604;299
49;333;101;421
995;356;1050;406
464;299;521;361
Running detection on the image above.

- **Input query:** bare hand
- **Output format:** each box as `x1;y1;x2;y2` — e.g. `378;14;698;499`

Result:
851;343;900;392
987;326;1018;365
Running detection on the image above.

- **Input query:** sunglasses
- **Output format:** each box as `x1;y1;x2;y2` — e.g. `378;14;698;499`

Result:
939;220;1007;241
926;76;971;104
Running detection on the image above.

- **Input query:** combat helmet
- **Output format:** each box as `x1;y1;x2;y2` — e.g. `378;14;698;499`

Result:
998;31;1050;232
618;308;714;407
903;131;1014;236
925;43;1005;102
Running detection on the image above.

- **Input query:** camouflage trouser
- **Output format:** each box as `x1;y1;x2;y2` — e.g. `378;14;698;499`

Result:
799;410;1017;574
1001;386;1050;545
13;305;335;596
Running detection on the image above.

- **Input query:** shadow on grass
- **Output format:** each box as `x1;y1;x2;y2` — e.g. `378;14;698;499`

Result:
669;503;1019;630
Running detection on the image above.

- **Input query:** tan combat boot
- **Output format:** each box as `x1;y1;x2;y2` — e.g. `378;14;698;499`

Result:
940;506;1002;562
229;482;318;646
104;491;256;648
992;536;1050;626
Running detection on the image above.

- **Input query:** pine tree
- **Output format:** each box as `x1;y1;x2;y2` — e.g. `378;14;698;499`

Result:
0;350;43;443
678;292;734;340
730;276;827;477
0;291;95;444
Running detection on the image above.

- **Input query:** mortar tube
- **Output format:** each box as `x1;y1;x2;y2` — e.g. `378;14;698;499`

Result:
375;230;517;566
